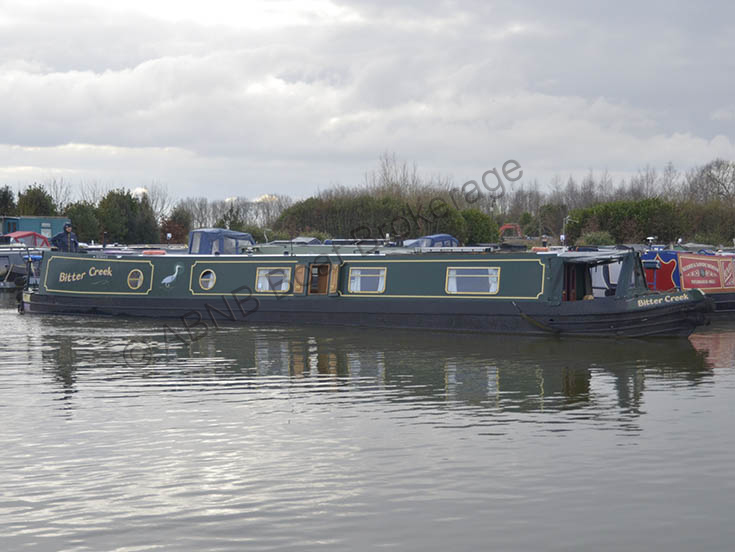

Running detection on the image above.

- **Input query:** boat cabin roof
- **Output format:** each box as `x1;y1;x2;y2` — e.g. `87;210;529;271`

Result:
403;234;459;248
188;228;255;255
552;251;631;265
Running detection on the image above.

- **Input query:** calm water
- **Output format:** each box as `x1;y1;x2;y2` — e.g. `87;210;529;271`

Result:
2;293;735;551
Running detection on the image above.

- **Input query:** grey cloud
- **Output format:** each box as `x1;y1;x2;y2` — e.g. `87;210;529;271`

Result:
0;0;733;200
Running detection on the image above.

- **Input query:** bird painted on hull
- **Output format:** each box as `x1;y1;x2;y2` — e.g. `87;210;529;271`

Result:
161;264;183;287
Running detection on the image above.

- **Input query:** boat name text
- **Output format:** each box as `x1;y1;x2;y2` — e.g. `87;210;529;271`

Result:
637;293;689;307
58;266;113;282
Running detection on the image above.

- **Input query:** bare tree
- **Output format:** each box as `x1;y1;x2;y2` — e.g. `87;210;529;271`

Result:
579;171;597;208
250;194;293;227
564;176;580;211
179;197;213;228
682;160;735;204
46;178;72;212
146;181;173;222
659;162;680;198
700;159;735;204
597;169;613;202
79;180;111;204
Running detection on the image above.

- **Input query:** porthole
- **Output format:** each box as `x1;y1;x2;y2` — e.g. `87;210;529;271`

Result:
199;269;216;290
127;269;144;290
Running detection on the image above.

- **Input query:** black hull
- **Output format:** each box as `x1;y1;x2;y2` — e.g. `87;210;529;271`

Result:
22;293;711;338
708;292;735;317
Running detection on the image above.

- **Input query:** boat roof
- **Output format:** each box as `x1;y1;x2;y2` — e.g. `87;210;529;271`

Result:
268;236;322;245
190;228;254;239
552;251;631;264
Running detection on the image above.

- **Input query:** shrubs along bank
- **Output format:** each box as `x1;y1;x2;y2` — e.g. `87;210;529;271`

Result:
566;198;735;247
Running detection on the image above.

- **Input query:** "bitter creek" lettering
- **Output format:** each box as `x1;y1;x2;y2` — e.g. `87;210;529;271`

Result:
637;293;689;307
59;266;112;283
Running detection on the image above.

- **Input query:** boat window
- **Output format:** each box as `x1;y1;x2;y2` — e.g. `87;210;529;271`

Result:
446;267;500;294
348;267;387;293
223;237;238;254
199;269;216;290
191;232;201;254
127;269;144;290
590;264;616;297
256;267;292;293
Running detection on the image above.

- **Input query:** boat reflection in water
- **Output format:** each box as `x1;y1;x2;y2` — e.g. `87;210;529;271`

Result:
31;316;716;423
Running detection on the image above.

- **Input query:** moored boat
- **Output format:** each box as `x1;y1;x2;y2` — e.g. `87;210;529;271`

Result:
19;231;711;337
642;249;735;316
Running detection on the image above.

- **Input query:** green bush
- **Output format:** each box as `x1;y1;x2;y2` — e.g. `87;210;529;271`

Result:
461;209;499;243
577;231;615;246
17;184;56;216
64;202;100;243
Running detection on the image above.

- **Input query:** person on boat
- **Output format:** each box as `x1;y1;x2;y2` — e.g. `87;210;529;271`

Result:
51;223;79;253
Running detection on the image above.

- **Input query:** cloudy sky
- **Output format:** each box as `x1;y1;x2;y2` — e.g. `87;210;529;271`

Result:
1;0;733;201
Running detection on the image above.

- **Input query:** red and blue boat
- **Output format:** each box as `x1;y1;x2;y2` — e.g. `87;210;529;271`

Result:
642;248;735;316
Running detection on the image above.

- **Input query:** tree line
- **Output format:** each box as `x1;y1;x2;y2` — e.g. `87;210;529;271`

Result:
272;155;735;246
0;183;160;244
0;181;295;245
2;155;734;246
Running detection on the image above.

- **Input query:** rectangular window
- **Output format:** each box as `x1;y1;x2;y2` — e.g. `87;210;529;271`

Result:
223;237;238;254
446;267;500;294
348;267;387;293
256;267;292;293
191;232;201;254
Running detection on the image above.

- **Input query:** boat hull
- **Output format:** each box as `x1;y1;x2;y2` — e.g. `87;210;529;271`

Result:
22;290;711;338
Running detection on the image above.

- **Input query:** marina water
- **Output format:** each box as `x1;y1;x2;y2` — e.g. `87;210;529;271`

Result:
2;294;735;551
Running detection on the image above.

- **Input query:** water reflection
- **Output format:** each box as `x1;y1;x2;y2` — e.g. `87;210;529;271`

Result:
26;314;715;421
3;305;734;552
0;291;18;309
690;322;735;367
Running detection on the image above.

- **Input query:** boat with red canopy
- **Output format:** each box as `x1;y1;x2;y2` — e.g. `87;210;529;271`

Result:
2;231;51;248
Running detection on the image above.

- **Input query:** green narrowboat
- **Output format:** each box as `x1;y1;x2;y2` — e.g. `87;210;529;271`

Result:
20;236;711;337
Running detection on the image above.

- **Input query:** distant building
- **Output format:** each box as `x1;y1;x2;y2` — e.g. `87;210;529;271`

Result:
1;216;71;238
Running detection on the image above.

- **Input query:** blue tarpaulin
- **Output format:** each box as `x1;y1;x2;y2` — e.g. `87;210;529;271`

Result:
403;234;459;248
188;229;255;254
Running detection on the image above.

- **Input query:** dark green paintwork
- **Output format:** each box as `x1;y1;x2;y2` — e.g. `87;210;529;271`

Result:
40;251;550;301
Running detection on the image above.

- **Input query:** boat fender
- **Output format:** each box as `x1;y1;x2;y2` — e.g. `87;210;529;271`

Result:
142;250;166;255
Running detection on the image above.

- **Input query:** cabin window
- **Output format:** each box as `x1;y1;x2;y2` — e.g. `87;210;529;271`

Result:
256;267;292;293
127;269;144;290
223;237;238;254
348;267;387;293
191;232;201;254
199;269;216;290
446;267;500;294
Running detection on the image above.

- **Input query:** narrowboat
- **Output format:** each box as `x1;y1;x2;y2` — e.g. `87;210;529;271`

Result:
19;230;711;337
642;249;735;316
1;246;43;292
